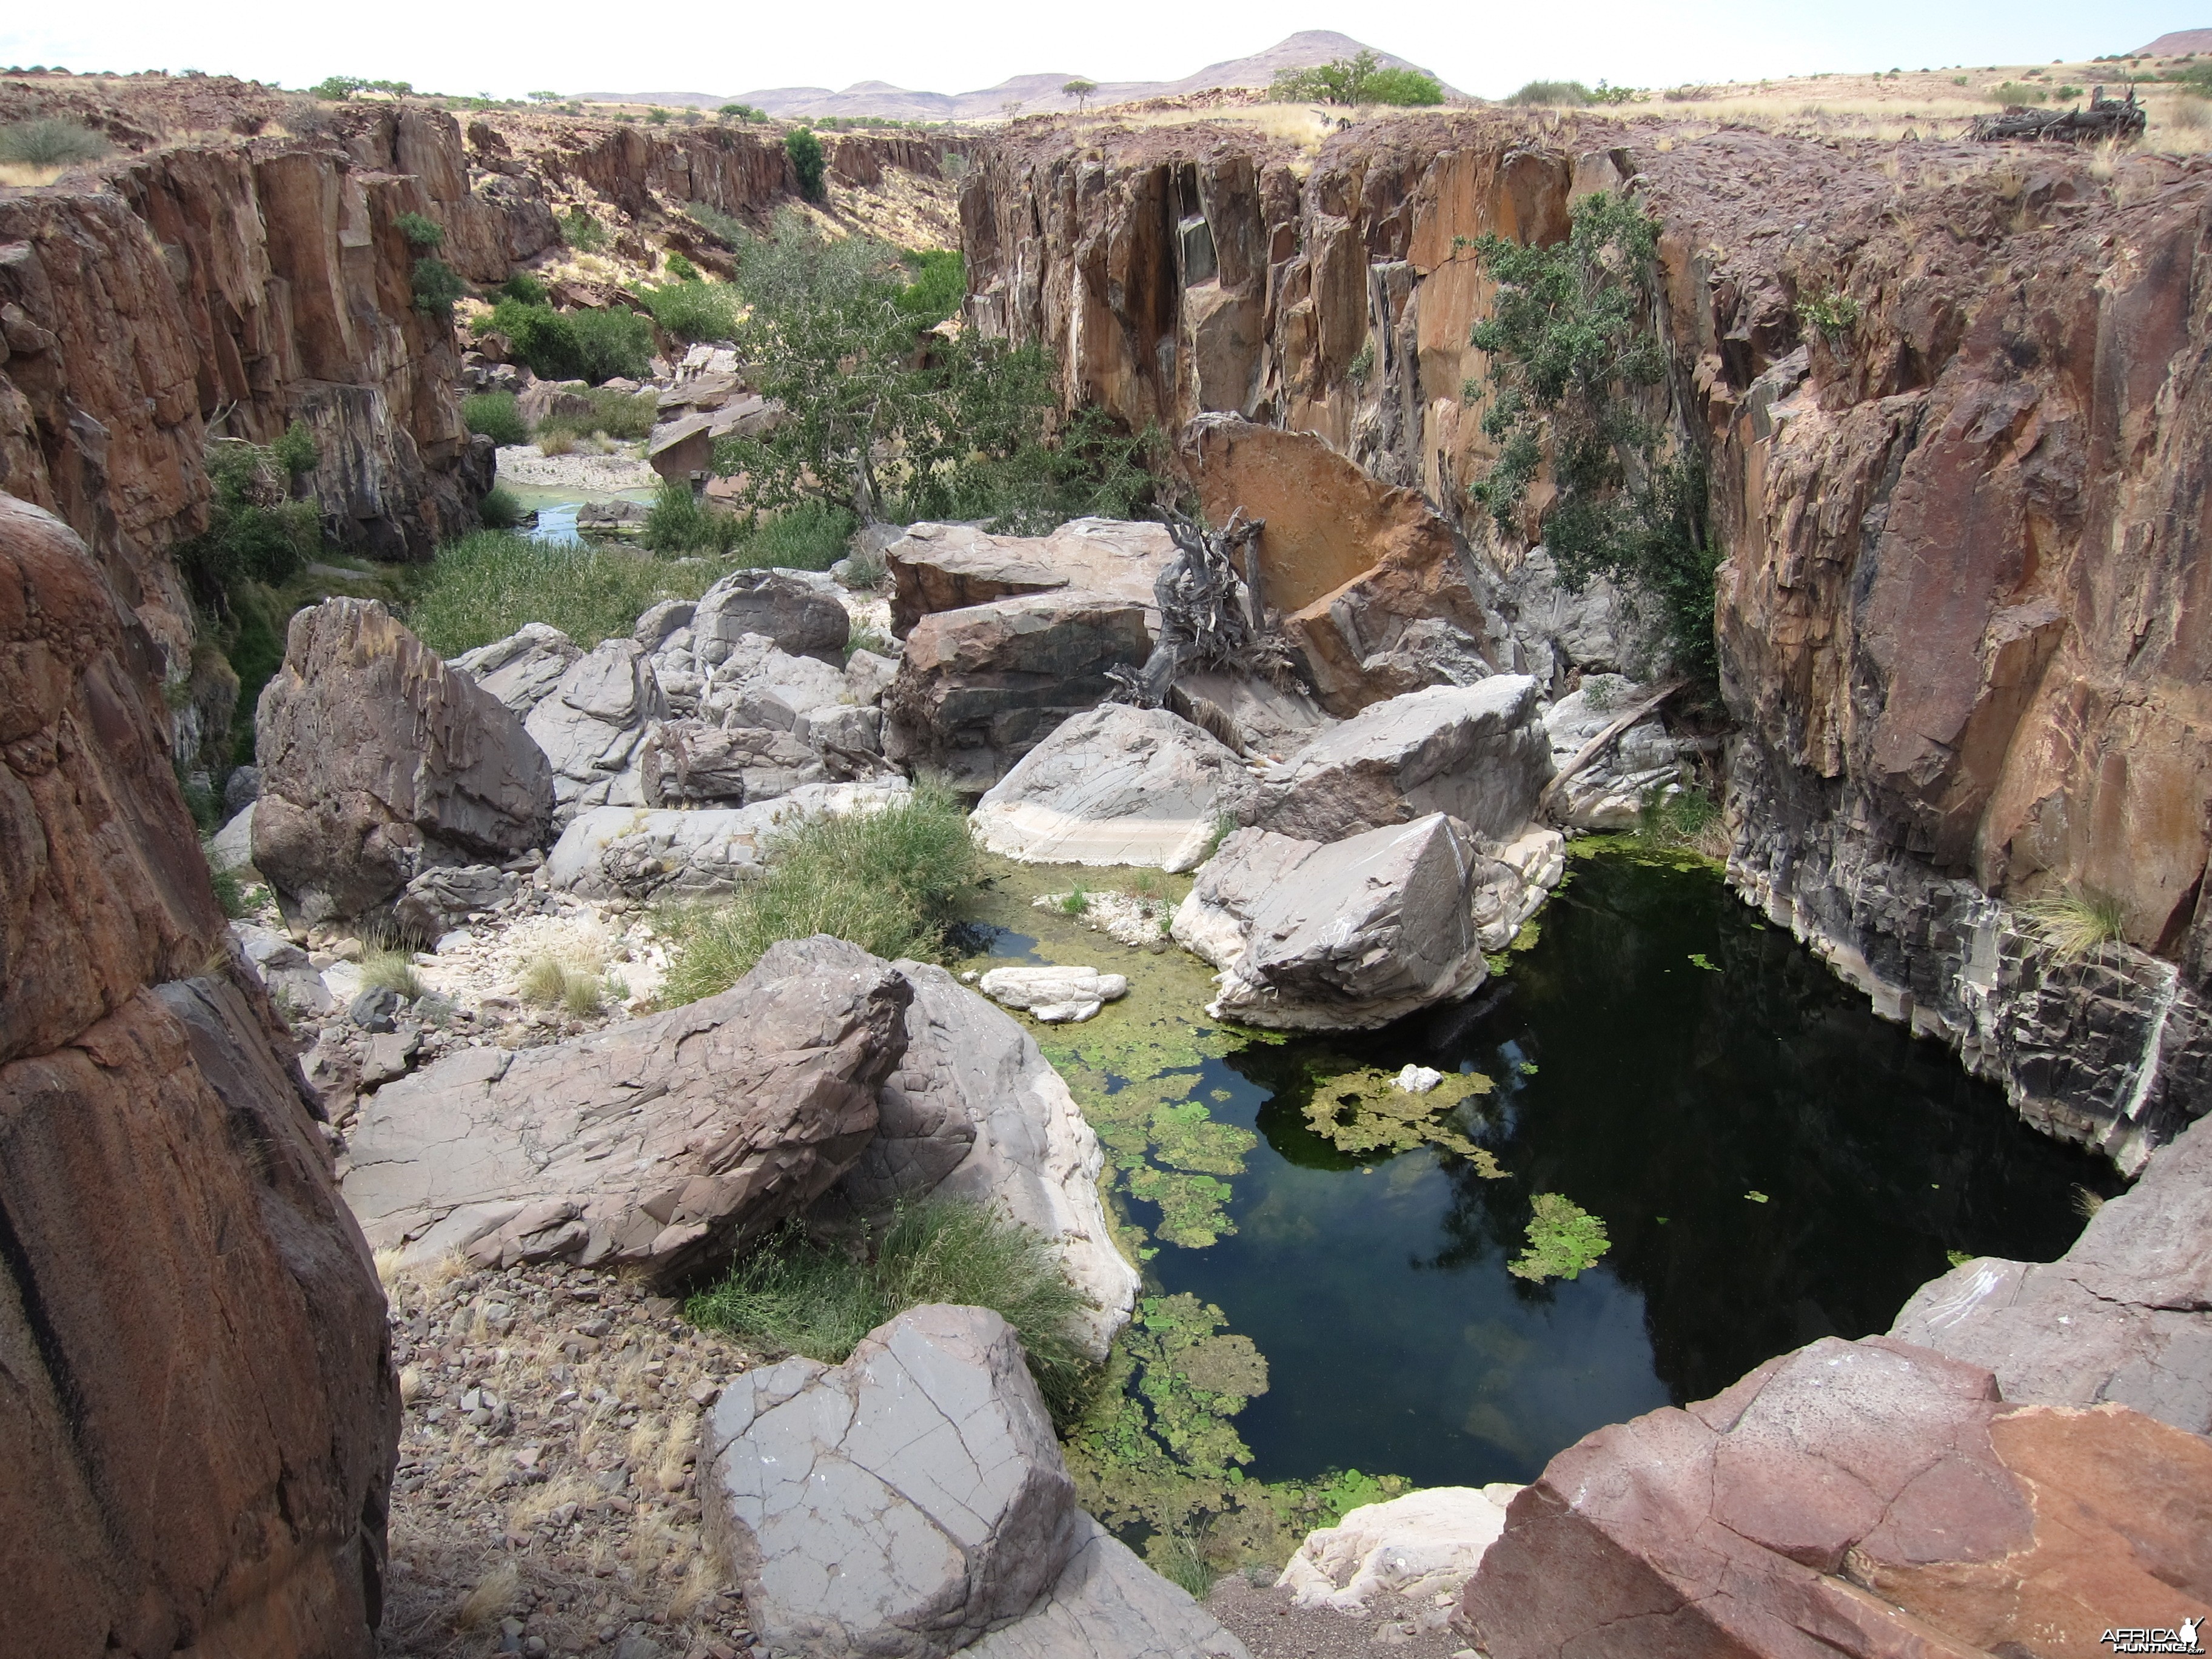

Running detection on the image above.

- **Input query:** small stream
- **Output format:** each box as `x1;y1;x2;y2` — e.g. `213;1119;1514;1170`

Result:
955;845;2120;1494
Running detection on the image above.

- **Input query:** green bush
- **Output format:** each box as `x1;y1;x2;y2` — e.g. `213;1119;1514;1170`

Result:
640;278;741;343
749;498;856;568
392;210;443;248
896;249;965;326
642;478;746;555
175;439;323;600
310;75;411;100
663;251;700;282
557;209;609;252
500;271;549;305
270;418;320;477
784;128;826;200
477;484;528;528
1506;79;1594;106
411;256;466;320
0;118;112;166
1272;50;1443;106
533;385;659;442
404;529;728;655
718;102;765;121
1988;81;2049;106
716;213;1153;533
686;203;748;246
460;390;529;446
657;782;977;1004
484;298;652;384
688;1199;1095;1421
1467;192;1719;680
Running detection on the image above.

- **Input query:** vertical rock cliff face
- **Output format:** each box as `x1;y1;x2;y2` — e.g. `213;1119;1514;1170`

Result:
0;494;398;1656
964;113;2212;1163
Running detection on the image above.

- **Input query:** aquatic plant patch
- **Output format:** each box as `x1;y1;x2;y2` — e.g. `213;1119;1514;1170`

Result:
1508;1192;1611;1282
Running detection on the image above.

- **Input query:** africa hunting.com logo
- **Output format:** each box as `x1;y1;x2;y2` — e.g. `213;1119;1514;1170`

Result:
2102;1620;2204;1655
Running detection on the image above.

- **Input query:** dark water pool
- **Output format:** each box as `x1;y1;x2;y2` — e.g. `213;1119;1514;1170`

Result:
1137;851;2122;1490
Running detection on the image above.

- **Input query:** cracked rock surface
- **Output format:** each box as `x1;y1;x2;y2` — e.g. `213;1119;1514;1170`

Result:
703;1305;1081;1659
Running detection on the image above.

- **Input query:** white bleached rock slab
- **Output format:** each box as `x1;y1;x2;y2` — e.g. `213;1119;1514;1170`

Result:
979;965;1129;1025
972;705;1255;873
1279;1484;1524;1613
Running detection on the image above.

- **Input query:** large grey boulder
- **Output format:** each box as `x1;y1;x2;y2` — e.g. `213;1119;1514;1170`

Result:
886;518;1178;637
1173;814;1492;1030
208;802;256;872
1168;671;1329;762
964;1515;1249;1659
884;592;1155;793
694;568;850;666
546;781;914;900
451;622;584;716
1248;678;1552;844
252;599;553;926
703;1305;1082;1659
637;718;827;807
340;936;911;1281
391;863;516;942
525;638;669;824
1891;1107;2212;1434
803;942;1140;1359
972;706;1255;873
230;921;337;1017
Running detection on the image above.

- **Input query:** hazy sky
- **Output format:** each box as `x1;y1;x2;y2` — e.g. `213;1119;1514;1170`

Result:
2;2;2196;101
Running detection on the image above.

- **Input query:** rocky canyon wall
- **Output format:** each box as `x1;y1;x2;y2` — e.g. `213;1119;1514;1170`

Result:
964;112;2212;1165
0;492;397;1655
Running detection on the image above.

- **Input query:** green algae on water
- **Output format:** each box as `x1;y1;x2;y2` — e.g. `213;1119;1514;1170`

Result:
1290;1056;1505;1173
1508;1192;1611;1282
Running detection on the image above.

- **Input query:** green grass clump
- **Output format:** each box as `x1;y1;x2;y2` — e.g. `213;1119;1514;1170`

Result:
1637;786;1729;860
0;118;111;166
360;945;426;1000
477;484;528;529
641;278;741;344
2023;887;2128;964
657;783;976;1005
461;390;529;447
642;480;746;556
405;530;728;655
748;498;854;569
688;1199;1094;1420
533;386;659;442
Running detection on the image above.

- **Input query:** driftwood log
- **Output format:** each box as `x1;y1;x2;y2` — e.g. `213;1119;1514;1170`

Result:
1108;508;1298;706
1535;679;1687;820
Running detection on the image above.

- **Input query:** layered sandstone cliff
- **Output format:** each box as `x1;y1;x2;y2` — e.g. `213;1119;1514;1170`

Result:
0;492;398;1655
964;111;2212;1165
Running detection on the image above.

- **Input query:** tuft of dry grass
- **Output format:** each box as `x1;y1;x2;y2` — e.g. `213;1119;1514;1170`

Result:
2022;886;2128;964
453;1561;520;1630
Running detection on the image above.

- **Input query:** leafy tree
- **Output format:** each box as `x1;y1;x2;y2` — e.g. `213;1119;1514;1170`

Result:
711;213;1152;532
784;128;826;200
1062;78;1098;112
175;438;322;600
483;297;652;383
528;90;561;102
719;102;765;121
1466;192;1718;678
1270;49;1442;107
410;256;465;320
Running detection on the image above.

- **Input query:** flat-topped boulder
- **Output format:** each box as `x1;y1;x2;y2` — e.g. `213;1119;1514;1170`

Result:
883;592;1154;793
340;936;911;1281
1248;678;1552;844
1173;814;1492;1030
972;705;1256;871
253;598;553;927
693;566;850;665
886;517;1178;636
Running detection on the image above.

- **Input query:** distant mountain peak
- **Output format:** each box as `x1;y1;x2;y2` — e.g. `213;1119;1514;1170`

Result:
577;32;1460;123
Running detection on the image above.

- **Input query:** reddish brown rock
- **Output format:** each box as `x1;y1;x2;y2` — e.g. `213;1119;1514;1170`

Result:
1460;1336;2212;1659
885;518;1178;637
0;493;397;1657
1188;417;1495;712
882;591;1154;791
252;598;554;926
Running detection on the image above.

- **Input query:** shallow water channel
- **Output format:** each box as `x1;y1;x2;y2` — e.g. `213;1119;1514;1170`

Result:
954;845;2121;1495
